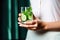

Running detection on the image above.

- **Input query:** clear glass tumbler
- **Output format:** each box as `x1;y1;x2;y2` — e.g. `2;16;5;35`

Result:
21;7;33;23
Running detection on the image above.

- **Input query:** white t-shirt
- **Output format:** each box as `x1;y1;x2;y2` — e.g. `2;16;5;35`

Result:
26;0;60;40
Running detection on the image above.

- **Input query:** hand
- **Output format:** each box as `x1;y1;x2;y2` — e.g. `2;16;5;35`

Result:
18;13;47;31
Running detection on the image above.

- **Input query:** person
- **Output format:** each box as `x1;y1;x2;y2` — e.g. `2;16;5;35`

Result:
18;0;60;40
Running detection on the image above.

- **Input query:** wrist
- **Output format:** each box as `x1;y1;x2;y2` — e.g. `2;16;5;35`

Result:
43;22;49;31
38;20;50;31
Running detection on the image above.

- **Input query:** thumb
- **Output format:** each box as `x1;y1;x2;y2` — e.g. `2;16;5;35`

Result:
33;15;37;20
33;15;39;20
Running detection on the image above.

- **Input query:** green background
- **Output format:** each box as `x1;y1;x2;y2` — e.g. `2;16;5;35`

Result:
1;0;30;40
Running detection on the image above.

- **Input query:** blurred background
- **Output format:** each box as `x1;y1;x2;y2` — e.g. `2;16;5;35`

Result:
1;0;30;40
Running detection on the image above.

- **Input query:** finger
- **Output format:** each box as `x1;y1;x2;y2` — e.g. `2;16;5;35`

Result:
28;28;36;31
26;27;36;30
18;17;21;22
23;20;34;25
18;22;21;24
31;27;36;29
29;27;41;31
18;13;21;17
18;23;37;31
24;20;36;25
19;21;38;27
19;23;37;28
19;23;29;27
28;27;37;31
28;23;37;27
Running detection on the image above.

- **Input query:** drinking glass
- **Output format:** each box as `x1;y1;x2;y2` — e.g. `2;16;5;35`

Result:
21;7;33;23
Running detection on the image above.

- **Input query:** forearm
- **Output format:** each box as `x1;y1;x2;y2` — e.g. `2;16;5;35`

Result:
44;21;60;31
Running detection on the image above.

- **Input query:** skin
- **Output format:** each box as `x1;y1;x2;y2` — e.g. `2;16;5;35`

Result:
18;13;60;31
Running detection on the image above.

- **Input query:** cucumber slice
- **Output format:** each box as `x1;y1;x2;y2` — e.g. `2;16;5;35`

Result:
21;14;27;22
28;15;33;20
27;12;33;20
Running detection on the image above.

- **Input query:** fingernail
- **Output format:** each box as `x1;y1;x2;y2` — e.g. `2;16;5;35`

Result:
19;25;22;26
18;22;20;24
